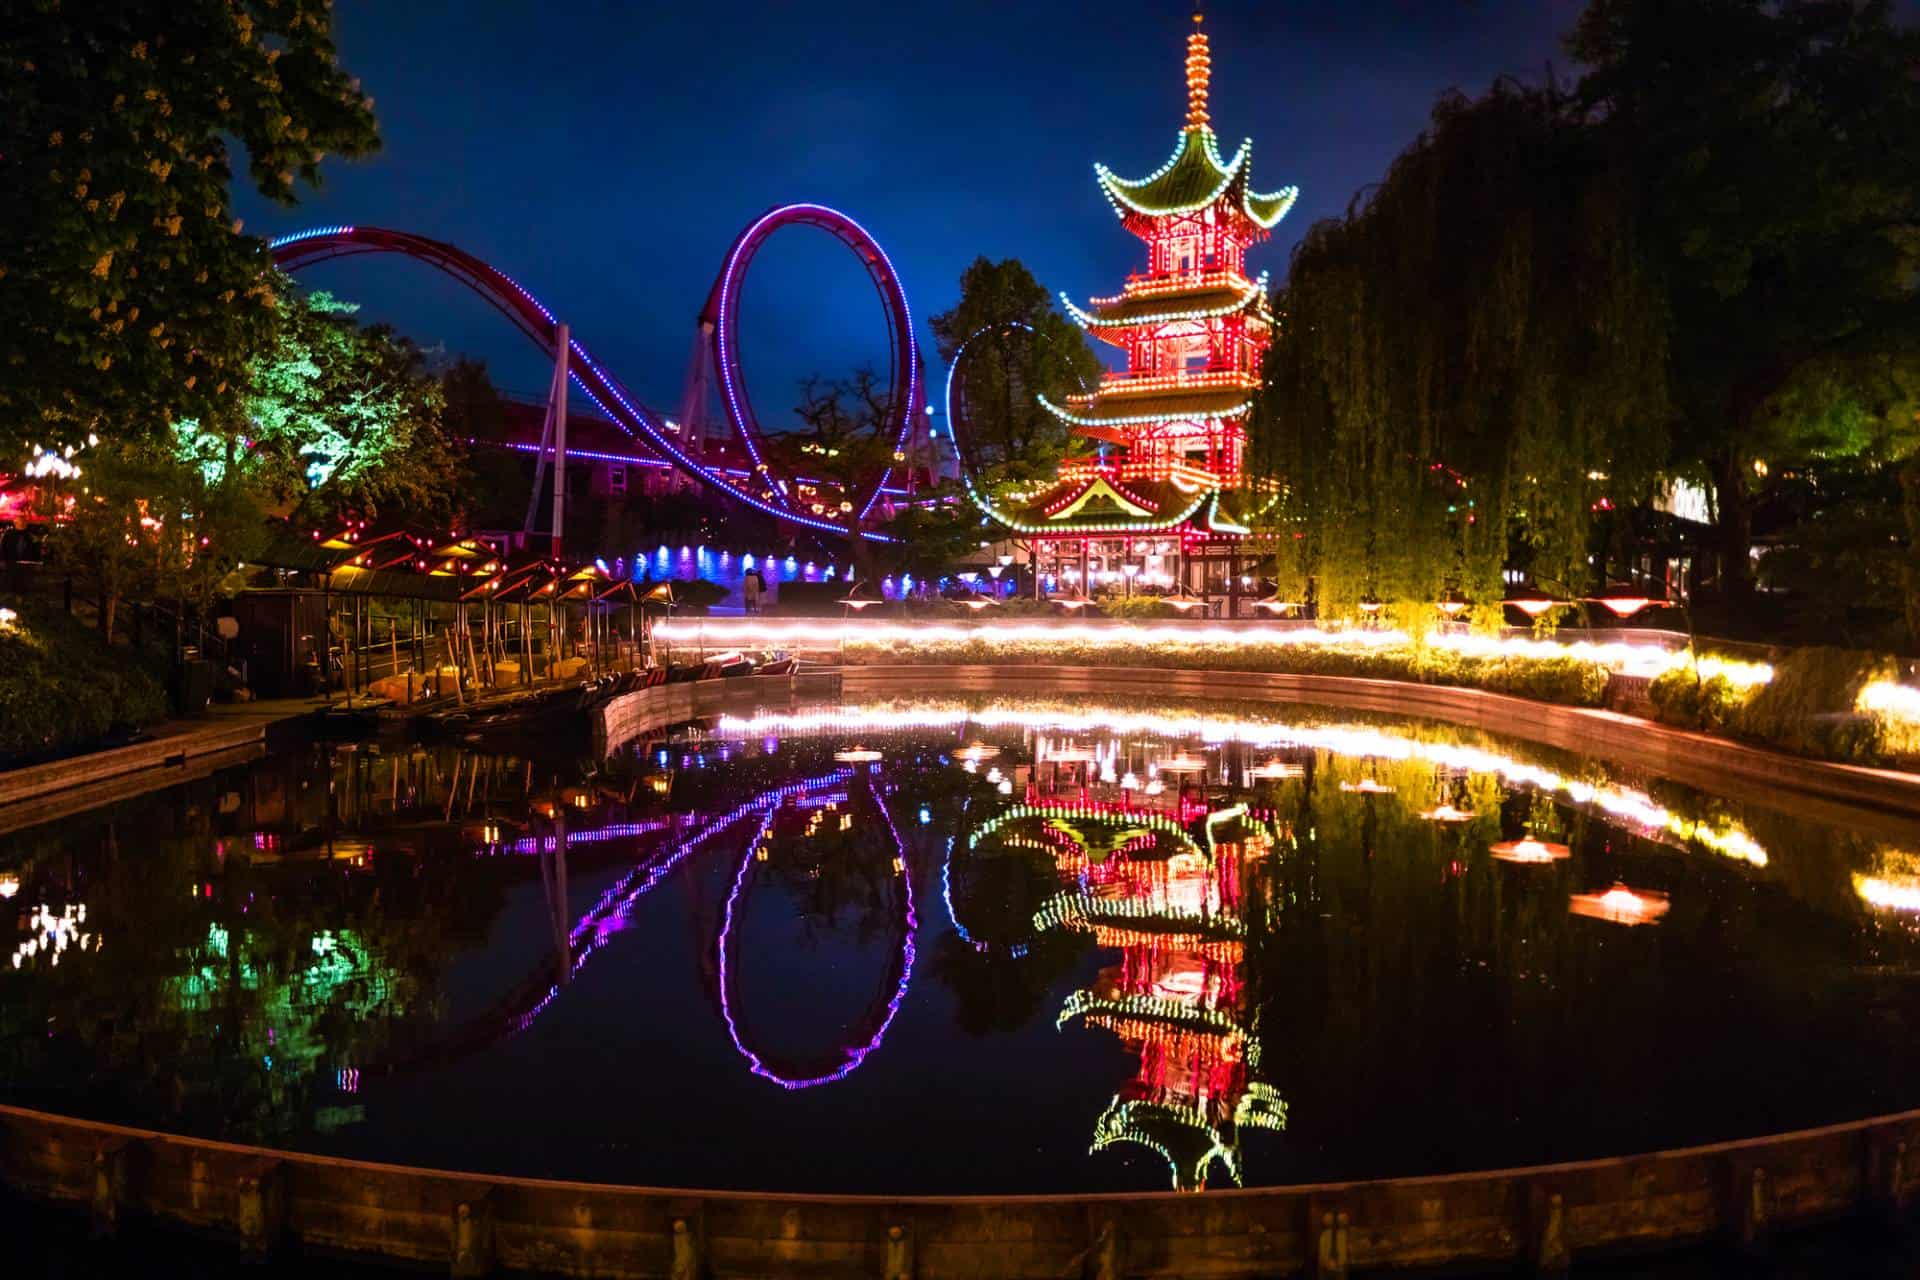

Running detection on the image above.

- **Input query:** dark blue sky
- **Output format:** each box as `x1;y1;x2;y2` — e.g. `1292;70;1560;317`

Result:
237;0;1587;419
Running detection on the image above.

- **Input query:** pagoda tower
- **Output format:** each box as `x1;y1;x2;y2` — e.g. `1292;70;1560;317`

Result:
1003;16;1297;612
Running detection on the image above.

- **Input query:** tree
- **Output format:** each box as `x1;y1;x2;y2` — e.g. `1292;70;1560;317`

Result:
0;2;379;453
1254;80;1670;622
929;258;1104;489
1569;0;1920;604
769;366;902;580
219;284;459;524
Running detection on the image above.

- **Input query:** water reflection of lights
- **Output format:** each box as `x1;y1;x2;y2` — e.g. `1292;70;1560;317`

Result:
12;903;97;969
1854;873;1920;913
1421;803;1476;823
1340;778;1395;795
1569;884;1671;925
1246;760;1304;780
1490;837;1572;864
714;703;1770;867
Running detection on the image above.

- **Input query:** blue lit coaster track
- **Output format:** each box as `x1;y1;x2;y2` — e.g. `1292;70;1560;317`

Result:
270;206;922;540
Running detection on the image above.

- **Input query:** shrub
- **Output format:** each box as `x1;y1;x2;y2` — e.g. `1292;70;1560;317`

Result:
1737;646;1896;765
0;599;167;763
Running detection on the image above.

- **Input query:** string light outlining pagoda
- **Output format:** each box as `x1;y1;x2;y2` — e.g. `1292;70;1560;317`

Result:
1001;13;1297;607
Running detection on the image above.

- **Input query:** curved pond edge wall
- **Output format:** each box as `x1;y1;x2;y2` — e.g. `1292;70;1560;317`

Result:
8;664;1920;1276
5;1101;1917;1277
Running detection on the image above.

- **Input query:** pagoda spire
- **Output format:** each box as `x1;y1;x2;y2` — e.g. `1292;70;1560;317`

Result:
1184;12;1211;131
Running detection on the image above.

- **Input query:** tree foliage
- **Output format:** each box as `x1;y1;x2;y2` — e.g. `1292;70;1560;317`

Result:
929;258;1104;489
1569;0;1920;599
1255;80;1671;622
0;0;378;452
237;284;457;523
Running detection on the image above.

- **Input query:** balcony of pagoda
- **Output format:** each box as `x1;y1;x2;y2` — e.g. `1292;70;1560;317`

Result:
1055;456;1230;493
1092;267;1260;308
1069;368;1261;401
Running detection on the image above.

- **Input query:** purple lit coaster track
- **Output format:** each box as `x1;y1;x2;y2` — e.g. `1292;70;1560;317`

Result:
270;205;922;539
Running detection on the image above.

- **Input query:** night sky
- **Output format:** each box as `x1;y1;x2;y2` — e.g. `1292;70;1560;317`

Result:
235;0;1588;420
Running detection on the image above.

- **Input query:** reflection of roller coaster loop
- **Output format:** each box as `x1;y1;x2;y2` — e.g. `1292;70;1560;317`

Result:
270;215;913;540
507;769;855;1039
707;205;922;521
939;321;1091;523
717;771;917;1089
941;798;1031;959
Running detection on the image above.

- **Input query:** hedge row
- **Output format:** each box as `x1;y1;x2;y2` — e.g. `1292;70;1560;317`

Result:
0;599;168;764
1648;645;1918;766
841;637;1614;708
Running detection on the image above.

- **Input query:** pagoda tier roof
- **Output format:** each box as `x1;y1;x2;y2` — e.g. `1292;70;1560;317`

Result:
1063;273;1270;336
1040;386;1253;429
984;465;1274;538
1096;128;1298;234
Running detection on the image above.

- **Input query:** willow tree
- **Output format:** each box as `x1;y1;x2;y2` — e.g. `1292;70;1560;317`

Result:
1253;81;1670;624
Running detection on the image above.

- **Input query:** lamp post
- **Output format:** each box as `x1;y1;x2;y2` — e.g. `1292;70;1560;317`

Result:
1121;561;1140;599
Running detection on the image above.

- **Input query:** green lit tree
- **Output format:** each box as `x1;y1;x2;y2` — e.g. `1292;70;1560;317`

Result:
175;283;458;525
0;2;379;454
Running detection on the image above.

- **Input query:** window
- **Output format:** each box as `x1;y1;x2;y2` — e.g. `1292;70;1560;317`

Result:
608;463;627;495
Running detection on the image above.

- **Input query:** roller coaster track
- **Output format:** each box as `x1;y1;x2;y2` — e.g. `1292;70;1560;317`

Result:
270;205;921;540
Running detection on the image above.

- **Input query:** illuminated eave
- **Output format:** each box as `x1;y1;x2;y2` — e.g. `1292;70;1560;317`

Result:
1061;272;1268;332
1037;393;1253;431
1094;130;1299;232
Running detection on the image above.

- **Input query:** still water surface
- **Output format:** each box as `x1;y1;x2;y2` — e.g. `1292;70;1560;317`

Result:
5;693;1920;1196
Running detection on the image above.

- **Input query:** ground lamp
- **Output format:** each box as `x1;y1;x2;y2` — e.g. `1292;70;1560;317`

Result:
1490;835;1572;863
1420;803;1475;822
1586;589;1664;620
840;581;882;615
1505;589;1563;619
1253;593;1301;616
1568;883;1670;925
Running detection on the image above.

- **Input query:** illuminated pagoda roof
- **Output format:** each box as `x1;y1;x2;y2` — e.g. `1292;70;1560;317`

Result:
1063;274;1273;340
992;475;1271;538
1096;130;1298;237
1092;20;1298;240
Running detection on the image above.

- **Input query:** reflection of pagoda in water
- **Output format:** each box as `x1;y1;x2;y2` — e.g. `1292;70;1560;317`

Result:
980;739;1288;1191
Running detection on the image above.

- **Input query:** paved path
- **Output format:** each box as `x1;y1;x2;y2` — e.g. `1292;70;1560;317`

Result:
0;697;326;833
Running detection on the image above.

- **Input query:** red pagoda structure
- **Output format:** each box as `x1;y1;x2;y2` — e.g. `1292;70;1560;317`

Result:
986;737;1287;1192
1004;16;1296;611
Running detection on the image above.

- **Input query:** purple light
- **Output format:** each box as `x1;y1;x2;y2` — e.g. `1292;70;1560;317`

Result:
716;772;917;1089
271;224;898;543
507;771;851;1038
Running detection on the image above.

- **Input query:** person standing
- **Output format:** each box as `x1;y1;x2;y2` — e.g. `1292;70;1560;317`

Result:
742;566;763;615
